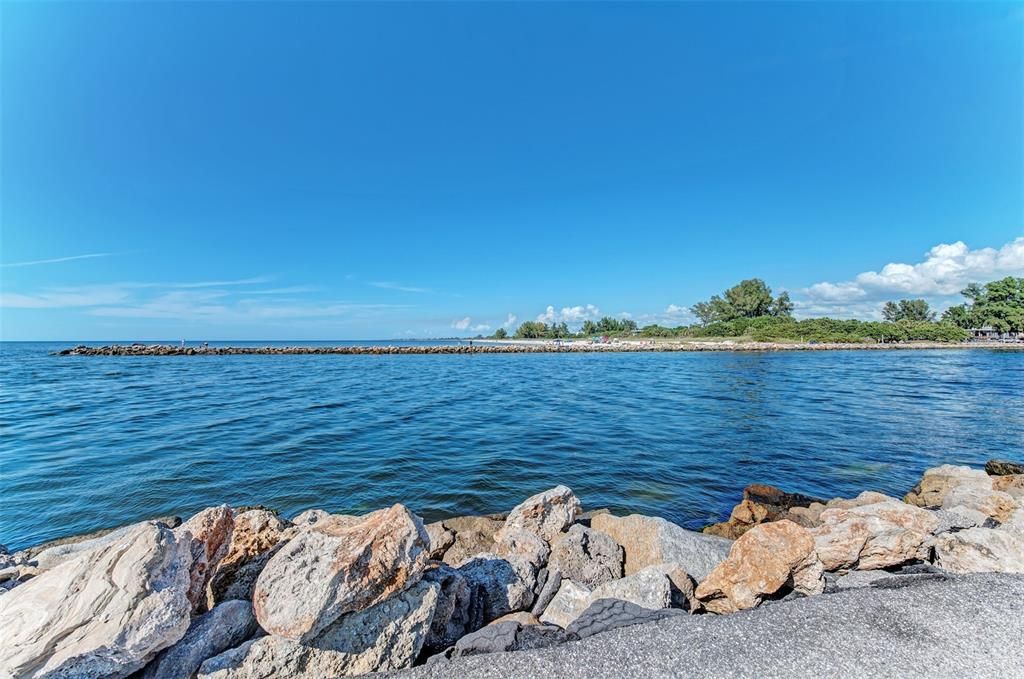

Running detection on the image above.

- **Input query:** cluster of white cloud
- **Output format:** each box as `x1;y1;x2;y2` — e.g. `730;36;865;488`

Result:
503;313;517;328
802;237;1024;317
536;304;601;324
450;317;490;332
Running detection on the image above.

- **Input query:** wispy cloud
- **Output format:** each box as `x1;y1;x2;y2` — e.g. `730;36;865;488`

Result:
451;317;472;330
1;252;115;268
370;281;430;294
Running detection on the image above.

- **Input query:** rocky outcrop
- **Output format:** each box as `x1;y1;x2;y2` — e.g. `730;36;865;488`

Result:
176;505;234;611
985;459;1024;476
931;528;1024;574
501;486;581;543
591;513;732;581
904;465;992;508
142;600;257;679
704;484;825;539
811;499;938;572
199;581;440;678
548;524;623;588
695;520;824;614
206;509;291;608
0;522;192;679
253;504;429;641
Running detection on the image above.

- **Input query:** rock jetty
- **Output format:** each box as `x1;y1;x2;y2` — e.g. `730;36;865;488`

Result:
1;461;1022;678
54;340;1009;357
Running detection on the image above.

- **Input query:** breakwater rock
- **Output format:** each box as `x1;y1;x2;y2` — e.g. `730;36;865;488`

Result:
55;340;1003;357
1;460;1021;678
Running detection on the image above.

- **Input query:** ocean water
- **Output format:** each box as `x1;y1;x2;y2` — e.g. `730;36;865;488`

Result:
1;342;1021;550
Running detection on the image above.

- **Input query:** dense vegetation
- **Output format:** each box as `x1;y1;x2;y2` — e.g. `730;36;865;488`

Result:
493;277;1024;344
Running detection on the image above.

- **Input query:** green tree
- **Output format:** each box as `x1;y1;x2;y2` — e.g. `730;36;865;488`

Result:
940;277;1024;332
771;291;794;318
514;321;548;339
882;299;935;322
723;279;775;318
493;327;508;339
690;301;716;327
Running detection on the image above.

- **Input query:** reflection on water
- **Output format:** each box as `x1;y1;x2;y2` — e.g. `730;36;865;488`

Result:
1;342;1021;549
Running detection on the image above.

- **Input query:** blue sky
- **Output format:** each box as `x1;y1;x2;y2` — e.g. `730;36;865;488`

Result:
2;2;1022;340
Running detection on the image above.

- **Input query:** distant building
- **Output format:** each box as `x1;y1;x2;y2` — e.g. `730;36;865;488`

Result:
970;326;1022;341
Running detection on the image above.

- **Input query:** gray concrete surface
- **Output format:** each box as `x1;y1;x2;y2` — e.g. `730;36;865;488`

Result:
393;574;1024;678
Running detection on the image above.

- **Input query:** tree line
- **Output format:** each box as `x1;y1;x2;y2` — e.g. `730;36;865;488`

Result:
491;276;1024;343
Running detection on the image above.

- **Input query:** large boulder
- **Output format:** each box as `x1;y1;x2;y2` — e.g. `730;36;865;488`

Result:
695;520;824;614
175;505;234;611
142;600;257;679
198;581;440;678
21;516;182;571
425;522;456;560
591;513;732;581
704;484;825;539
985;459;1024;476
941;485;1018;523
930;528;1024;574
811;499;938;572
502;486;581;542
494;528;550;568
992;475;1024;501
253;503;429;641
537;579;592;628
439;516;503;566
206;509;291;608
456;554;536;622
549;524;623;588
904;465;991;508
0;522;193;679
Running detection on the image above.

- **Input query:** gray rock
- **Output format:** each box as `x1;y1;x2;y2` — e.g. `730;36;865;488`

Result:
986;459;1024;476
456;553;536;622
17;515;182;567
590;513;732;581
142;600;257;679
549;524;623;588
589;564;674;611
199;581;440;678
426;522;456;560
530;570;563;616
931;527;1024;574
565;598;686;639
422;564;481;653
932;507;988;534
538;579;592;628
0;522;193;679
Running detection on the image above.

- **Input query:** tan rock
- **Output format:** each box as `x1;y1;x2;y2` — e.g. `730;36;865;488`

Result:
425;521;455;560
826;491;895;510
0;522;192;679
439;515;503;566
704;485;825;539
175;505;234;611
490;611;541;626
695;520;824;614
253;503;429;641
503;486;581;542
811;499;938;572
942;486;1018;523
904;465;991;508
992;475;1024;501
591;513;732;581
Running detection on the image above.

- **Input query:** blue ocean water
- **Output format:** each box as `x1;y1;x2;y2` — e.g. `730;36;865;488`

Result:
1;342;1021;550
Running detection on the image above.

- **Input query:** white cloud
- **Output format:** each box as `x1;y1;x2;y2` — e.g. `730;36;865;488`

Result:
807;237;1024;301
503;313;517;328
471;324;490;332
452;317;472;330
0;252;115;268
537;304;601;324
371;281;429;293
0;285;133;309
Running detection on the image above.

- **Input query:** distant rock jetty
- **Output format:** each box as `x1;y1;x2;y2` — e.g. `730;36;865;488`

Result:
1;461;1021;678
55;340;1007;356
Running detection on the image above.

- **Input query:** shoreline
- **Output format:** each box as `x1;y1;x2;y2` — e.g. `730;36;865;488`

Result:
55;340;1022;356
1;459;1021;678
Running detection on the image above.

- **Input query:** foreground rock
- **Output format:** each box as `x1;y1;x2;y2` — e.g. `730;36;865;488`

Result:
501;486;581;543
142;600;257;679
253;503;429;641
811;498;938;572
176;505;234;611
439;516;503;566
456;554;536;622
591;513;732;581
539;564;688;628
931;528;1024;574
206;509;291;608
430;620;573;663
696;520;824;614
0;522;192;679
200;581;440;678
